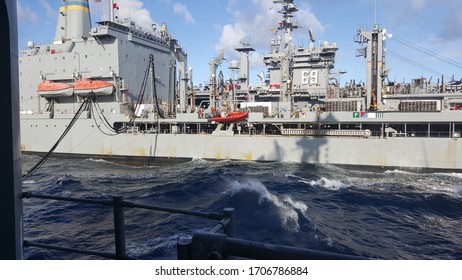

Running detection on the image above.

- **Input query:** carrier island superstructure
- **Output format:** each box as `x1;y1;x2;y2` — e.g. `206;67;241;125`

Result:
19;0;462;170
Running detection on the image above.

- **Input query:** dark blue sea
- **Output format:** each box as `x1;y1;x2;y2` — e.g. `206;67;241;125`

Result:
21;155;462;260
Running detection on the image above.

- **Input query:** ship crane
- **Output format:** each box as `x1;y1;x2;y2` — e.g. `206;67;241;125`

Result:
174;48;188;113
209;50;225;103
209;50;225;87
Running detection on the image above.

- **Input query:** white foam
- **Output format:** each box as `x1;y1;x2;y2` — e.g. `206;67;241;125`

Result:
189;157;205;163
454;186;462;196
303;177;349;191
384;169;415;175
287;173;349;190
225;180;309;232
285;173;306;181
86;158;111;164
417;183;462;198
282;196;309;213
434;172;462;179
22;179;36;185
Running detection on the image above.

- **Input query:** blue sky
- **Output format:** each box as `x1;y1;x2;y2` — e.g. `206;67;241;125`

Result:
17;0;462;86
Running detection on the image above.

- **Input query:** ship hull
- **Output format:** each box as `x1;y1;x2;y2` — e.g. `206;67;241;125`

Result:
20;117;462;170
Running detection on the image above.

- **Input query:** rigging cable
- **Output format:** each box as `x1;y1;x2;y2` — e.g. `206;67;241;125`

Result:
88;95;120;136
89;55;153;135
22;95;93;181
391;36;462;70
23;55;158;179
150;54;165;119
387;50;443;77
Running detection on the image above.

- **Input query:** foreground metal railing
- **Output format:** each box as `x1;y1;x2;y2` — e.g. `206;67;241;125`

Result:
22;192;235;260
22;192;367;260
179;232;367;260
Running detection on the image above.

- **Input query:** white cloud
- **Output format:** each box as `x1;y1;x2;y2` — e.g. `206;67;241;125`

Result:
215;0;325;62
297;2;325;34
212;0;327;82
173;2;195;23
216;23;247;54
216;1;277;53
115;0;155;29
249;52;265;69
17;0;38;23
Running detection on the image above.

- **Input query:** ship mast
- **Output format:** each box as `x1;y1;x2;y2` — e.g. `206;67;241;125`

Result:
355;29;388;111
274;0;299;105
355;0;389;111
275;0;299;48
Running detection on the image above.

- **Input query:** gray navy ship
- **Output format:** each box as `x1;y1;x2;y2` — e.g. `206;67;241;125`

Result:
19;0;462;171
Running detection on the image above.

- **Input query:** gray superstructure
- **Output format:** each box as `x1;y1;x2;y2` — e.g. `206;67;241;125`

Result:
19;0;462;170
20;0;188;116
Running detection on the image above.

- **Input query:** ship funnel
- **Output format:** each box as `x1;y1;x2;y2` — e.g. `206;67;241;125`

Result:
54;0;91;44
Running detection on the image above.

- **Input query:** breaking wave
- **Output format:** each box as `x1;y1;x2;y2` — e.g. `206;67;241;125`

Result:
21;155;462;259
224;179;309;232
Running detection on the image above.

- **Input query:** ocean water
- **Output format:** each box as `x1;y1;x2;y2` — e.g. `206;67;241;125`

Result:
21;155;462;260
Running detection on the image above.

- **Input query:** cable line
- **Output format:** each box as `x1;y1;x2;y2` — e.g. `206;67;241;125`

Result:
22;95;93;180
22;55;159;180
391;36;462;69
388;50;443;77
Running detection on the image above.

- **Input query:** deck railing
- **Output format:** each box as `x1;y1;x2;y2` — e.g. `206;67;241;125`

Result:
22;192;235;260
22;192;366;260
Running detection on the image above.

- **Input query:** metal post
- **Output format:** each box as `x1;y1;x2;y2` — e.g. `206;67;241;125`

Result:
0;0;23;260
113;196;127;259
109;0;114;22
177;240;192;260
223;208;235;238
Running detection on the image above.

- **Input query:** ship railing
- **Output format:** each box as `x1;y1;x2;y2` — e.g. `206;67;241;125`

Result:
281;128;371;138
21;192;235;260
21;192;367;260
178;232;367;260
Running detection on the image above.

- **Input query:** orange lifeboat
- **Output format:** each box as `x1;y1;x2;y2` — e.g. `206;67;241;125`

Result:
37;80;73;98
210;111;249;123
74;78;114;96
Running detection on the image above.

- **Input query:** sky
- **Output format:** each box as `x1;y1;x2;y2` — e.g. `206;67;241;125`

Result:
17;0;462;87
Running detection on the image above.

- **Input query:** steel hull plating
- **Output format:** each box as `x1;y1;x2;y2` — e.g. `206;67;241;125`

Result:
20;118;462;170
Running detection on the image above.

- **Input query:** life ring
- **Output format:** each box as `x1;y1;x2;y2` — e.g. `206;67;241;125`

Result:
364;129;371;138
